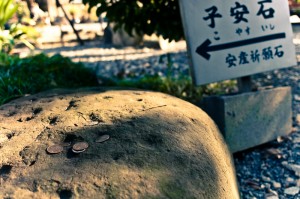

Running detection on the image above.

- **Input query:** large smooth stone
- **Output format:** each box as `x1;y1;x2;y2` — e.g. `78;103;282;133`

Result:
0;88;239;198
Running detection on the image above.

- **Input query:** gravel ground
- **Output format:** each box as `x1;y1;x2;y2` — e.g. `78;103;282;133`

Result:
38;40;190;79
236;66;300;199
38;40;300;199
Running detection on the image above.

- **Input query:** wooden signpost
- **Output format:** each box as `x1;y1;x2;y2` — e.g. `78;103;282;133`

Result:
179;0;296;85
178;0;296;152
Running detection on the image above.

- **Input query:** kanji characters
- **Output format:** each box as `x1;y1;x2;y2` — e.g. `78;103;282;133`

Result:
250;50;260;63
257;0;275;19
226;54;237;67
203;1;276;29
274;45;284;57
230;2;250;23
239;51;249;64
226;45;284;68
203;6;222;28
262;47;273;60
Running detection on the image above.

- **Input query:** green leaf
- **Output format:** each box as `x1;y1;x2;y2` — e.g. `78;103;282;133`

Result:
20;38;34;50
12;32;25;39
0;0;18;29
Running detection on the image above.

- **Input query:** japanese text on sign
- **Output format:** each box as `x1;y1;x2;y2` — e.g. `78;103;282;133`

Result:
179;0;296;85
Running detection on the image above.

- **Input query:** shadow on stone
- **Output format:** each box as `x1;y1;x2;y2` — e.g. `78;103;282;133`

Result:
0;88;240;198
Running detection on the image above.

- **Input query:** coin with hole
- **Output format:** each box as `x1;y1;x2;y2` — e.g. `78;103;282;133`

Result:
72;141;89;152
96;135;110;143
46;144;64;154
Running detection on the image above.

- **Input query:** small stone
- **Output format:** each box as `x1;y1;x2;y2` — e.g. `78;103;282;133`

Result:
286;177;294;183
282;162;300;176
0;134;8;144
88;121;99;126
282;161;288;165
265;195;279;199
266;148;282;159
296;114;300;125
272;181;281;189
284;186;300;196
293;137;300;143
264;183;271;189
262;175;271;182
267;188;278;196
245;179;261;190
277;136;286;143
294;94;300;101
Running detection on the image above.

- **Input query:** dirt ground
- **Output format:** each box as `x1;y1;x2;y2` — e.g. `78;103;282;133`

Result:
0;87;239;198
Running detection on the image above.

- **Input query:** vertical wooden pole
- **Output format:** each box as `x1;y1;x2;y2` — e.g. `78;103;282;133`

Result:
56;0;84;46
237;76;252;93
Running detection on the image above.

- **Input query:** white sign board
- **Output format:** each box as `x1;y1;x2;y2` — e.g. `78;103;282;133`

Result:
179;0;297;85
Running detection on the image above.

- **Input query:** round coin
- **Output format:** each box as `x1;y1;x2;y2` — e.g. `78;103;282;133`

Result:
95;135;110;143
46;144;64;154
72;148;86;153
72;141;89;151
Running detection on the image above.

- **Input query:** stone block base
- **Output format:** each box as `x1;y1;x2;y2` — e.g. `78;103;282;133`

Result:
200;87;292;153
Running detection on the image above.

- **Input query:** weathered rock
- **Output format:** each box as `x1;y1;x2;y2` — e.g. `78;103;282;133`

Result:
265;195;279;199
282;162;300;176
272;181;282;189
293;136;300;143
294;94;300;102
284;186;300;196
296;114;300;125
0;88;240;199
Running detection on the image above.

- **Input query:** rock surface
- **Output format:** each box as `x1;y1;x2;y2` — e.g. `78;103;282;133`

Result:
0;88;239;198
284;186;300;196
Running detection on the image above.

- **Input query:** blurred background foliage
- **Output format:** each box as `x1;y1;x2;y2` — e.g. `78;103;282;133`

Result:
0;52;237;106
83;0;184;41
0;0;38;54
0;53;98;105
0;0;238;106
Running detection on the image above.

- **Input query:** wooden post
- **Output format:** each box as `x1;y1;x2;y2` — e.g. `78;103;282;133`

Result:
237;76;252;93
55;0;84;46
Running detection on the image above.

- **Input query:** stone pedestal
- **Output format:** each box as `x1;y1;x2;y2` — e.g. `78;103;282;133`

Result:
200;87;292;153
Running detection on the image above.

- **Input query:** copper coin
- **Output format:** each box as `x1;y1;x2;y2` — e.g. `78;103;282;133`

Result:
46;144;64;154
72;148;86;153
95;135;110;143
72;142;89;151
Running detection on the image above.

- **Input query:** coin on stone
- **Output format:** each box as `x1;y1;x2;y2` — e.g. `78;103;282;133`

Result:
72;148;86;153
95;135;110;143
72;141;89;152
46;144;64;154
